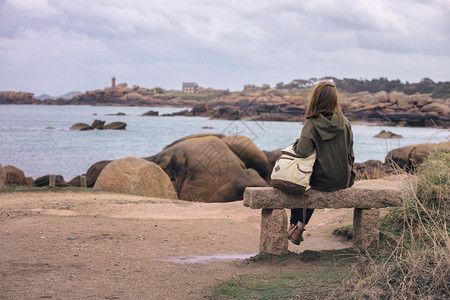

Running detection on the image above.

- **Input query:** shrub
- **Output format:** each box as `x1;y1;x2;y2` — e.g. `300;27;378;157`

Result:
334;151;450;299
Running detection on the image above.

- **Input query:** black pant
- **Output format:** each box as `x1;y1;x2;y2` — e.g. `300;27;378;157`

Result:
290;208;314;225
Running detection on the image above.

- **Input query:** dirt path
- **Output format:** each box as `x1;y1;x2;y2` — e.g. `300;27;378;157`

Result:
0;189;358;299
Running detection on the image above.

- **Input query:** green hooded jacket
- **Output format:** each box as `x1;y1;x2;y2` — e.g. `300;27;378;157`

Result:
293;113;355;191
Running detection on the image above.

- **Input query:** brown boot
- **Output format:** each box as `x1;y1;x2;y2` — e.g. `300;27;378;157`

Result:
288;222;305;245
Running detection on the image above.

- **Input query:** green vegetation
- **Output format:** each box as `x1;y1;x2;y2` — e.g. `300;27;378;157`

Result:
169;92;217;101
214;269;348;299
170;89;231;101
0;186;88;193
277;77;450;99
213;250;356;299
335;151;450;298
212;152;449;299
0;186;50;192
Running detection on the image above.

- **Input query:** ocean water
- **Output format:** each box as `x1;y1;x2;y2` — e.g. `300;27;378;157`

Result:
0;105;448;180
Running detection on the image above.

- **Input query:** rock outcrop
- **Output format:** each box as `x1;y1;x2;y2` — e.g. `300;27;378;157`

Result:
69;175;82;187
104;122;126;130
374;130;403;139
86;160;112;187
0;91;35;104
106;112;126;116
91;120;105;129
34;175;69;187
69;123;92;131
2;82;449;127
386;141;450;170
4;165;27;186
142;110;159;116
93;157;177;199
70;120;126;131
160;90;449;127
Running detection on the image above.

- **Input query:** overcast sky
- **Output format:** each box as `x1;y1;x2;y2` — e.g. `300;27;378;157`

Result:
1;0;449;96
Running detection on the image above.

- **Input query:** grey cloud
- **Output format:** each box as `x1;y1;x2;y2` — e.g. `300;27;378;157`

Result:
0;0;449;95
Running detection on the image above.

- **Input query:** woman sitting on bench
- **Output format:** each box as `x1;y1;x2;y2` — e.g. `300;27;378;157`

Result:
288;81;356;245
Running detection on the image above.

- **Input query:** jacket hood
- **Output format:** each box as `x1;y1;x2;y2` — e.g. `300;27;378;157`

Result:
311;113;345;141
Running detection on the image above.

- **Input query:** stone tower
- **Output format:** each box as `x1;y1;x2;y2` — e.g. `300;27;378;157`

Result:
112;76;116;88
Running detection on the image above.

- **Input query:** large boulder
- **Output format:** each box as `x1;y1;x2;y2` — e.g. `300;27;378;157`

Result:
421;102;449;114
397;94;415;110
386;141;450;171
0;164;5;188
222;135;271;180
126;92;142;102
94;157;177;199
91;119;105;129
104;122;126;130
142;110;159;116
374;130;403;139
4;165;27;185
70;123;92;131
69;120;126;131
210;169;268;202
149;135;267;202
374;91;388;103
86;160;112;187
263;149;282;171
34;175;69;187
25;177;34;186
192;103;208;115
161;133;226;150
69;175;82;187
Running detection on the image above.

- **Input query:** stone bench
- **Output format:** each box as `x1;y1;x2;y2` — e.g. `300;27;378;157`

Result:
243;180;406;255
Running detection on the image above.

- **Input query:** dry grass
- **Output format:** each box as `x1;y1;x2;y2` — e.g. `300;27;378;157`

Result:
334;151;450;299
354;159;405;181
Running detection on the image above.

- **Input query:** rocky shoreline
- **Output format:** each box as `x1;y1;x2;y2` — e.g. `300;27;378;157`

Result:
1;84;449;128
1;132;449;203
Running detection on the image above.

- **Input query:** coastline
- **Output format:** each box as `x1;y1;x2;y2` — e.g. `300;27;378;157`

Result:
1;84;449;129
0;102;446;129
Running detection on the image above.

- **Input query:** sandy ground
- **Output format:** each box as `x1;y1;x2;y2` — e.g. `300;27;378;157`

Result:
0;189;371;299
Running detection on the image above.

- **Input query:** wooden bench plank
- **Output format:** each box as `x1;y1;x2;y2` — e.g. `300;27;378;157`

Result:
244;180;405;209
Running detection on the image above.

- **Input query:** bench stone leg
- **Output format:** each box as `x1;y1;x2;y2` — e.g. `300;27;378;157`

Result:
260;209;288;256
353;208;380;250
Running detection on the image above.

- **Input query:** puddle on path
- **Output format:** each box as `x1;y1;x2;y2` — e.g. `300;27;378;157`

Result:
153;253;256;264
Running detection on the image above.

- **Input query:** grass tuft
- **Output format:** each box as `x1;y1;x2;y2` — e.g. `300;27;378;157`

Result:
334;151;450;299
213;249;357;299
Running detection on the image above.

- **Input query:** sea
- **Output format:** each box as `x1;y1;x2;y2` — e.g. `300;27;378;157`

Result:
0;105;448;181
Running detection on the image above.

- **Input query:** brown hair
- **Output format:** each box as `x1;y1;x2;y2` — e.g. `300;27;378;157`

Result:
305;81;342;119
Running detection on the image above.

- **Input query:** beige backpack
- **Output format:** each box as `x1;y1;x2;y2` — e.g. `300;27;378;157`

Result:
270;144;316;194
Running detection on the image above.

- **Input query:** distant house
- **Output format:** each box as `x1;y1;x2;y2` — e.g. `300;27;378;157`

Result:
243;84;256;91
182;82;199;94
